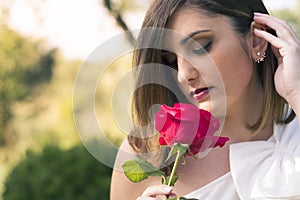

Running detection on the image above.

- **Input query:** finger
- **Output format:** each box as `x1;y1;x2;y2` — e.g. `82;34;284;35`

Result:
254;13;291;30
254;13;298;44
137;197;157;200
253;28;289;58
137;195;177;200
253;28;287;49
271;45;281;59
141;185;173;197
254;13;295;35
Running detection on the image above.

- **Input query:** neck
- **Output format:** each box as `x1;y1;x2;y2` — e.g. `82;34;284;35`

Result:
219;74;273;144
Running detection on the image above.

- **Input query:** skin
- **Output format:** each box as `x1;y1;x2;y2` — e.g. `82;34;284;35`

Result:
110;8;300;200
163;8;270;143
253;13;300;118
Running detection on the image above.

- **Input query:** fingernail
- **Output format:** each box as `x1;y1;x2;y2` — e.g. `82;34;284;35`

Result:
254;28;262;32
163;186;172;192
169;193;177;198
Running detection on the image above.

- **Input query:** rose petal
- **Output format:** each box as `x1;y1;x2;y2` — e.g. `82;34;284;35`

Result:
154;107;167;132
213;136;230;148
154;103;228;153
174;121;198;145
159;137;167;145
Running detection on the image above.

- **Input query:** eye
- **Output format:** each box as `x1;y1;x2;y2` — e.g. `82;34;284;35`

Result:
161;51;177;69
193;40;212;55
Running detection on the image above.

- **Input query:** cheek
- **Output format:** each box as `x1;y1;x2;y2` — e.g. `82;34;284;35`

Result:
178;83;191;100
213;49;254;94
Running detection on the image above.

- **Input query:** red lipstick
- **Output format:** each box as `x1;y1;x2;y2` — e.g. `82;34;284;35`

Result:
191;87;211;101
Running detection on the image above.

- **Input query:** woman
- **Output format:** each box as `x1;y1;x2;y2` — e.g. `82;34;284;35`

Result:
110;0;300;199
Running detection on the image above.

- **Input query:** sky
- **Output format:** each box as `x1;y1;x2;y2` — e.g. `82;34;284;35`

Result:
5;0;298;60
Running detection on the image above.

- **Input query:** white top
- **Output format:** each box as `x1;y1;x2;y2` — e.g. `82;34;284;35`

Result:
184;117;300;200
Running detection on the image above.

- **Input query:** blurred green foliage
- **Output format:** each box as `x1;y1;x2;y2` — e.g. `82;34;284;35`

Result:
0;22;127;200
273;0;300;37
3;144;112;200
0;1;299;200
0;25;56;145
102;0;148;12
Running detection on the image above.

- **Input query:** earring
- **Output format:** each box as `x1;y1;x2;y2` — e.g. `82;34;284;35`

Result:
255;52;266;63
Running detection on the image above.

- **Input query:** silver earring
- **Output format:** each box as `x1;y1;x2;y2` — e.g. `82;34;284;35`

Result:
255;52;266;63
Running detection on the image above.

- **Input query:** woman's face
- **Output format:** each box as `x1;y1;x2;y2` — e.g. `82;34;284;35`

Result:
162;8;263;118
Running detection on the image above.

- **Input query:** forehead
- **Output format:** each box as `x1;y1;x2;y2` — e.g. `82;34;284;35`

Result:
162;8;235;50
165;8;232;38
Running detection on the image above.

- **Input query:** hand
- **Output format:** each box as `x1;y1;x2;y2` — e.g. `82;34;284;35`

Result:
136;185;175;200
253;13;300;114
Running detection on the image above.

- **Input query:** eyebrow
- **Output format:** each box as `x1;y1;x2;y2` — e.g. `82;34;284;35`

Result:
180;29;212;45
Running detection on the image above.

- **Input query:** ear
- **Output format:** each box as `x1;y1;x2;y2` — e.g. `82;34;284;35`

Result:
249;21;268;62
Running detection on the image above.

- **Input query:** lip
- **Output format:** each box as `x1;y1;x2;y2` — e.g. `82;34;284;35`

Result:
190;87;212;101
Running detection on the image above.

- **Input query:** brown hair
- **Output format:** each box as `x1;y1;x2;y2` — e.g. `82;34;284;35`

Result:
128;0;295;168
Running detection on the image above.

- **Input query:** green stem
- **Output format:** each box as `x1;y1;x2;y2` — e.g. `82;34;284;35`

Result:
168;150;181;186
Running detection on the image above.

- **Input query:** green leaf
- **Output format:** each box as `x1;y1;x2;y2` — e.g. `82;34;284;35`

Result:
166;143;189;163
122;158;164;183
167;197;198;200
165;175;178;186
161;175;167;185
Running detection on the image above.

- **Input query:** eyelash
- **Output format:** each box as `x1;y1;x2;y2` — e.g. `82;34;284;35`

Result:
161;40;212;68
193;41;212;55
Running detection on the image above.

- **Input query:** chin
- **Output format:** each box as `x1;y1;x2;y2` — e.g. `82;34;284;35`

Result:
197;101;211;112
198;100;227;119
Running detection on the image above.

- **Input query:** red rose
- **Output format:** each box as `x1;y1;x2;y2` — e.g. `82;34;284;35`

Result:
154;103;229;155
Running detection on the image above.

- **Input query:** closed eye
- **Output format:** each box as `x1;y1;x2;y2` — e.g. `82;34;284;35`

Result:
193;41;212;55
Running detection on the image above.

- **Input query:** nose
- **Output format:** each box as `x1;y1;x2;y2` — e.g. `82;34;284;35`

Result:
177;56;199;84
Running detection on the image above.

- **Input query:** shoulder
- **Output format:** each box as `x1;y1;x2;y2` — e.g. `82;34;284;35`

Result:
112;138;137;171
229;117;300;199
110;138;160;200
273;116;300;149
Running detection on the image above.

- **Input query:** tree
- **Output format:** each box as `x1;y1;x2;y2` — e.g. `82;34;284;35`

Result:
101;0;150;46
273;0;300;37
0;25;56;145
3;145;112;200
102;0;135;46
